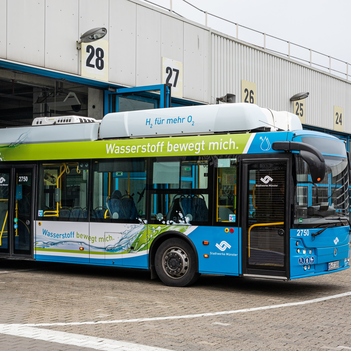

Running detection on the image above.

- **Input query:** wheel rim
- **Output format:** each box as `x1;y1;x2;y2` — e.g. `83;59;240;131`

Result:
162;246;189;279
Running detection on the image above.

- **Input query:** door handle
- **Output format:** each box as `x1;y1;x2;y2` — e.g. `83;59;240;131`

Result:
278;229;285;236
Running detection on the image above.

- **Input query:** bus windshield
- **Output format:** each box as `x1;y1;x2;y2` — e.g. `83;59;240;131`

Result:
295;154;349;227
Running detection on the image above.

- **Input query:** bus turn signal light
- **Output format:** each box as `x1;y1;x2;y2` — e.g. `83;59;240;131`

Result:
79;247;84;251
203;241;209;245
204;254;209;258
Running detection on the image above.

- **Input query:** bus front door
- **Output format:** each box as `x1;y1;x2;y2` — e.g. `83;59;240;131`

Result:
0;166;35;257
241;160;289;279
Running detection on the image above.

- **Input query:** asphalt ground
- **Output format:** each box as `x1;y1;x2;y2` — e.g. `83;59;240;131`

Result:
0;259;351;350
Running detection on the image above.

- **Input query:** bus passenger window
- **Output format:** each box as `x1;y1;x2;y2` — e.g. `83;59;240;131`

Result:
216;158;237;223
151;158;209;223
38;162;89;221
92;159;146;222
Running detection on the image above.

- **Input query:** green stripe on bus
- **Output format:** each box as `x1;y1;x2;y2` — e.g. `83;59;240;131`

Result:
0;134;252;161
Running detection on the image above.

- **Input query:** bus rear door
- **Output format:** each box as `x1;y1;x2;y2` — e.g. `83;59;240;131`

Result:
241;159;289;279
0;165;35;258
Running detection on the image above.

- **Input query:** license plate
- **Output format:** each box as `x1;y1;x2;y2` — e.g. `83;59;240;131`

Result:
328;261;339;271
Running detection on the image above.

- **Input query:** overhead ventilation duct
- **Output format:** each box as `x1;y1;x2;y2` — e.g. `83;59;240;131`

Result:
46;92;81;112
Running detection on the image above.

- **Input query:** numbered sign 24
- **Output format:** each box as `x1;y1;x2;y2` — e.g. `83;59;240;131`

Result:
81;40;109;82
334;106;344;132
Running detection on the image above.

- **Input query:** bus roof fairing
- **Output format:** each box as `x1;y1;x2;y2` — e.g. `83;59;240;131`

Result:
99;103;303;139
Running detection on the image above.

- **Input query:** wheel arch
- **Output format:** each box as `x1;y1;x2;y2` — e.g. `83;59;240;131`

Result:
149;231;199;279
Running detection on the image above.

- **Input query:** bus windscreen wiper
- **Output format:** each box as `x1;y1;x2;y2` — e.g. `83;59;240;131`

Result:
311;216;349;238
312;223;338;238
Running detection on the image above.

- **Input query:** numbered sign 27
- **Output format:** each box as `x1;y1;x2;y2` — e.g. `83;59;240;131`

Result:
162;58;183;99
81;40;109;82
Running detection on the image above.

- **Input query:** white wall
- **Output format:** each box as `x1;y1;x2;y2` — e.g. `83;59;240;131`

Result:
1;0;350;133
211;35;351;132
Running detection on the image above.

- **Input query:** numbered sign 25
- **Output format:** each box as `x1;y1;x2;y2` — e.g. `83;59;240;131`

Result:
241;80;256;104
294;99;306;124
334;106;344;132
81;40;109;82
162;57;183;99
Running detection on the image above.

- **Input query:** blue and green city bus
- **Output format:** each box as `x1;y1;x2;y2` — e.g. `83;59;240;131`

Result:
0;103;349;286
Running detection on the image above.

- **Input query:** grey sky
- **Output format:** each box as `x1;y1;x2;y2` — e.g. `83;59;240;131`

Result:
145;0;350;73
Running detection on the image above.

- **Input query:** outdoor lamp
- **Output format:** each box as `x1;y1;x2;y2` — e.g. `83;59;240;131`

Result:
76;27;107;50
290;92;309;101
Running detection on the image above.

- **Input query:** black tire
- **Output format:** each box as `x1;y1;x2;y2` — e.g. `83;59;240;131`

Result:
155;238;200;287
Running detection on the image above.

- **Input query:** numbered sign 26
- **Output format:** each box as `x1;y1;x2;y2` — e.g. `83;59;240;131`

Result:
162;57;183;98
334;106;344;132
241;80;256;104
81;40;109;82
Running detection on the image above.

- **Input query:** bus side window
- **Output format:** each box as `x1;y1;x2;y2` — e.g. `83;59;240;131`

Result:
91;159;146;222
38;162;89;221
151;158;209;223
216;158;237;223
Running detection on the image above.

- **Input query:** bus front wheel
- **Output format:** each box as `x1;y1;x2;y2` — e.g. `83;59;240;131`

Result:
155;238;199;287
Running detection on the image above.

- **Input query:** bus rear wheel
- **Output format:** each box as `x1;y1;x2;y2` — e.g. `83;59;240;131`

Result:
155;238;199;287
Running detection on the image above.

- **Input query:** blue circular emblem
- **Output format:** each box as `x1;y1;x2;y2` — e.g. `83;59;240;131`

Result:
305;257;310;264
298;257;305;265
310;256;315;264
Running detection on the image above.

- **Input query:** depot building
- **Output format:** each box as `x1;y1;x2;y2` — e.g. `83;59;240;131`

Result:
0;0;350;148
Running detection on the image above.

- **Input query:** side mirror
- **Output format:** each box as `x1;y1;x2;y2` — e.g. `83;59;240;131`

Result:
273;141;325;183
299;150;325;183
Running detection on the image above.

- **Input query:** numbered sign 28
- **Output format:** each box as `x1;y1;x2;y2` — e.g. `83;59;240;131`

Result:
334;106;344;132
81;40;109;82
294;99;306;124
162;57;183;98
241;80;256;104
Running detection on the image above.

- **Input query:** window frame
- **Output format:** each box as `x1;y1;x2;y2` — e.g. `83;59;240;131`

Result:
37;160;90;222
90;158;147;223
148;156;212;225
